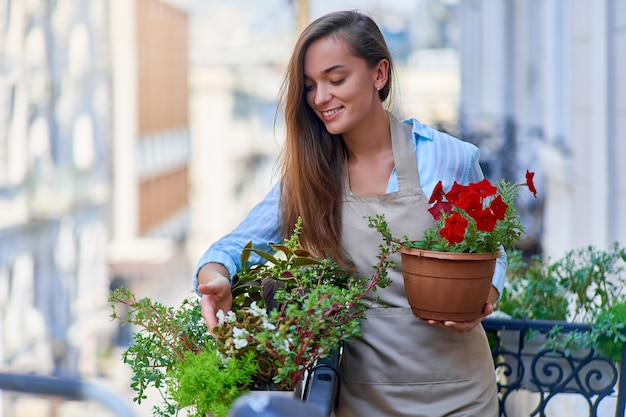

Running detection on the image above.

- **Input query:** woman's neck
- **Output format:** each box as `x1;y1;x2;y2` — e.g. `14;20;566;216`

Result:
343;106;392;162
343;107;395;196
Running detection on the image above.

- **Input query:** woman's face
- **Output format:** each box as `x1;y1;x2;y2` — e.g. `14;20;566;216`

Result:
303;36;384;136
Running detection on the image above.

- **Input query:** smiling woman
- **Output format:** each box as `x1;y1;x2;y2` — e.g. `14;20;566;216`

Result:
195;10;502;417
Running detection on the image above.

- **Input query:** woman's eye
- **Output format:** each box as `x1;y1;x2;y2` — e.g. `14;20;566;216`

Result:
330;79;345;86
304;85;314;92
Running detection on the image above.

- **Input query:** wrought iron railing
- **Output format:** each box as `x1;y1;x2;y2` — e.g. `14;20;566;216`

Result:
482;318;626;417
298;319;626;417
4;325;622;417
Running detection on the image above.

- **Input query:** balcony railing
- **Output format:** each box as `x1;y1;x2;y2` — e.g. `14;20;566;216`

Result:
3;321;622;417
301;321;626;417
0;373;135;417
482;318;626;417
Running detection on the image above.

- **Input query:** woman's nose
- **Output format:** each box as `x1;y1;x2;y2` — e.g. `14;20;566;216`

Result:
314;85;330;106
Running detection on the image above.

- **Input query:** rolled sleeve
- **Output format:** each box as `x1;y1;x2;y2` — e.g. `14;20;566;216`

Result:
492;247;507;301
193;184;282;294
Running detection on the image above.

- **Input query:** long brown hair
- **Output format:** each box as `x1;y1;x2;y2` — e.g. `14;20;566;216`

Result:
276;10;394;266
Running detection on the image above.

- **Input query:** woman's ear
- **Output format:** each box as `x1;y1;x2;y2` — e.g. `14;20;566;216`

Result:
374;58;390;90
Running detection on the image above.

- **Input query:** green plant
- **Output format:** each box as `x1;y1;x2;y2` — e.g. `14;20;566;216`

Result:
497;250;568;321
594;301;626;362
497;243;626;362
170;350;258;417
108;290;218;416
109;218;393;416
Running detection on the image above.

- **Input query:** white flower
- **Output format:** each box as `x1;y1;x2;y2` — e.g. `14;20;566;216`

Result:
282;339;291;353
225;310;236;323
234;338;249;349
217;351;230;364
231;327;250;350
261;319;276;331
232;327;249;339
216;310;226;326
249;301;268;317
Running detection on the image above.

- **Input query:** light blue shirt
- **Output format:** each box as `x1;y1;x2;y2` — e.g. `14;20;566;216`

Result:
194;117;506;298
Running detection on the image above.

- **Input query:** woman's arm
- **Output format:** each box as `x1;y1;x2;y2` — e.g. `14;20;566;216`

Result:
193;184;282;330
193;183;282;291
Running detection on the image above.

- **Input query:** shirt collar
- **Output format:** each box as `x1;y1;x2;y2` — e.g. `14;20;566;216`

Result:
402;117;435;141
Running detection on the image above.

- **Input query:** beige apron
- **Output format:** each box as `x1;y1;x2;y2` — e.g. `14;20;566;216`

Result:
336;113;498;417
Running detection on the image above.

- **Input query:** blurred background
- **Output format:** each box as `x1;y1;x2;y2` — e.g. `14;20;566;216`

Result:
0;0;624;415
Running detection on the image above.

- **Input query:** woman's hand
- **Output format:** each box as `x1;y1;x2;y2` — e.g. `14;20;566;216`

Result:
196;263;232;332
423;286;498;333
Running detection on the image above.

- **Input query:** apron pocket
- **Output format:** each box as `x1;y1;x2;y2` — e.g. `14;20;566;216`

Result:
341;307;471;384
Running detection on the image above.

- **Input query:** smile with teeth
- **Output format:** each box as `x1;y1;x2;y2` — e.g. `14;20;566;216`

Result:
321;107;342;117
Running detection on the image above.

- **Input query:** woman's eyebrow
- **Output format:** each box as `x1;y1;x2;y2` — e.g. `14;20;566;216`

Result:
304;64;347;79
323;64;346;74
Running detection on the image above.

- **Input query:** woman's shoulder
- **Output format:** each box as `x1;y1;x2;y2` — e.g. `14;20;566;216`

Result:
402;117;478;157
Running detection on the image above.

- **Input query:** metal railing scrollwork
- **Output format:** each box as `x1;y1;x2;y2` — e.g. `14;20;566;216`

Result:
483;318;626;417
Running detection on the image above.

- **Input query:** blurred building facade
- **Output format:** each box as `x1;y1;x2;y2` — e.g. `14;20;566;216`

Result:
108;0;191;307
0;2;190;415
0;0;112;383
458;0;626;261
185;0;291;264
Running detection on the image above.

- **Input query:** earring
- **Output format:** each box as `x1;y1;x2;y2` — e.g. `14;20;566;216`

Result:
376;86;381;91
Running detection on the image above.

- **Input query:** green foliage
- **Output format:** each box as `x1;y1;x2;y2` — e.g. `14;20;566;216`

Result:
498;243;626;362
595;301;626;362
498;251;569;321
170;350;258;417
108;288;211;412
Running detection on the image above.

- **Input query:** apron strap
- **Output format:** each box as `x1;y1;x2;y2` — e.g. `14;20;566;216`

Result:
388;112;420;193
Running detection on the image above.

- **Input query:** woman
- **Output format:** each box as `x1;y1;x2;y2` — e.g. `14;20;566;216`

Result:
196;10;502;417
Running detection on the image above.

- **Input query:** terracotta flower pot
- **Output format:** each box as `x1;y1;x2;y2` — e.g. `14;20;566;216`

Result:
399;248;498;321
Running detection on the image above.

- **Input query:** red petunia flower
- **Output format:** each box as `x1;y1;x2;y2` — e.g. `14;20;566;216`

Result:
445;182;469;205
454;191;483;219
488;195;508;221
429;180;446;204
473;209;498;232
469;178;497;198
428;200;453;221
525;170;537;198
440;212;468;245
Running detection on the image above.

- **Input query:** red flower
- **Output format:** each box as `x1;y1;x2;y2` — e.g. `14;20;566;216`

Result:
440;212;468;245
473;209;498;232
428;201;453;221
454;191;483;219
525;170;537;198
445;182;469;205
488;195;508;221
429;181;446;204
469;178;497;198
403;168;537;253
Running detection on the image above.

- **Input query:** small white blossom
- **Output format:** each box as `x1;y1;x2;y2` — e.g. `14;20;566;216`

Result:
282;339;291;353
261;318;276;331
231;327;250;350
216;310;226;326
232;327;249;339
249;301;268;317
217;351;230;364
225;310;237;323
234;338;249;349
